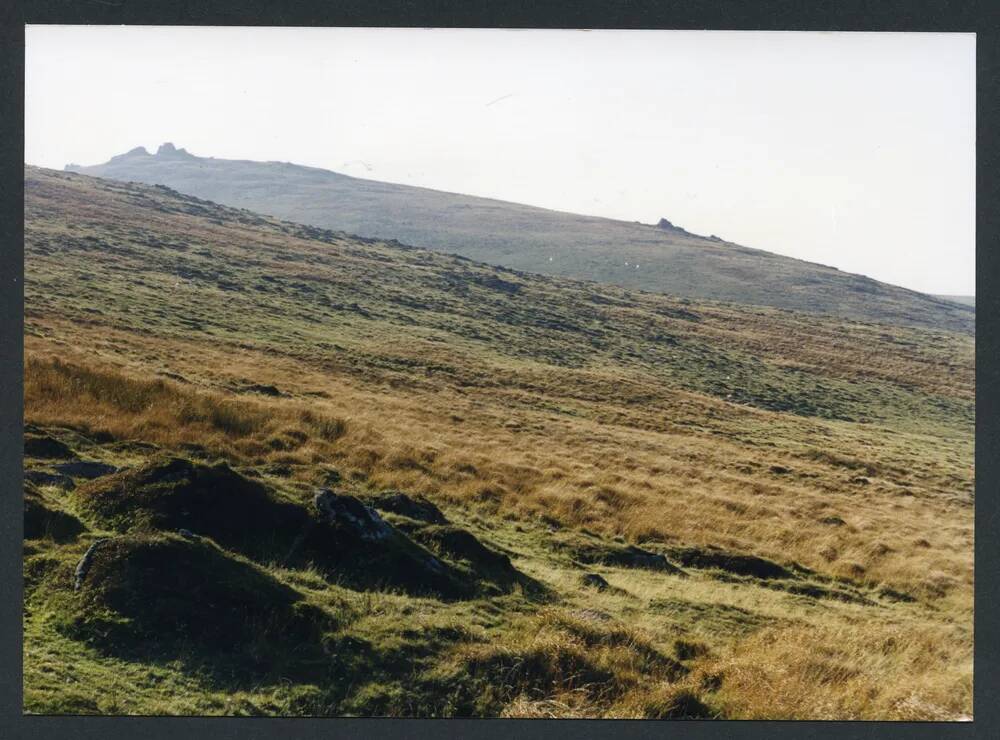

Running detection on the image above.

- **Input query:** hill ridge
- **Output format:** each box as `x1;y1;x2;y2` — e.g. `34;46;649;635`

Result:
65;145;973;334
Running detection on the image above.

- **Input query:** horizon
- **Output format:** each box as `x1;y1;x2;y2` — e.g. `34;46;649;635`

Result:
25;27;976;295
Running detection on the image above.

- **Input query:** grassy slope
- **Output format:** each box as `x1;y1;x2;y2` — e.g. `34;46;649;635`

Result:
67;147;975;333
23;166;974;718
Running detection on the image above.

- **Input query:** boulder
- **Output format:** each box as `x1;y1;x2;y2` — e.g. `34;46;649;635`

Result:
314;489;393;542
74;538;108;590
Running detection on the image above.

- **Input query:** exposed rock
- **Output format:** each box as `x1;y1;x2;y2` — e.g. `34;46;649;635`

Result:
74;538;108;590
314;489;392;541
655;218;695;237
820;516;846;526
105;147;150;165
155;142;195;159
54;461;118;479
370;492;448;524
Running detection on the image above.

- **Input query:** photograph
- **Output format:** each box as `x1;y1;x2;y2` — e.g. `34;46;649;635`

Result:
21;26;975;720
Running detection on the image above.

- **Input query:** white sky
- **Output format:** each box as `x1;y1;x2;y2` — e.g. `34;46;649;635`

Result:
25;26;975;295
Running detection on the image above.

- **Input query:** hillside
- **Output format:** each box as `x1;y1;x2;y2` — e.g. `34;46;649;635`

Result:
23;166;973;719
65;144;974;334
934;294;975;307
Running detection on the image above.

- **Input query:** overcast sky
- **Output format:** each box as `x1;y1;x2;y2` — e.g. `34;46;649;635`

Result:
25;27;975;295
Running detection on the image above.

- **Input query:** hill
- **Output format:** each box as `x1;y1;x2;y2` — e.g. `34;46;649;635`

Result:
65;144;974;334
933;294;975;307
23;166;973;719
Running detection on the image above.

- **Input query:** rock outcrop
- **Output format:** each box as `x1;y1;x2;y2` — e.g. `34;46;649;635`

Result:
73;457;477;598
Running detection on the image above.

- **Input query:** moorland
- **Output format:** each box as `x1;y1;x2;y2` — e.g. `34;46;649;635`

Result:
23;165;974;719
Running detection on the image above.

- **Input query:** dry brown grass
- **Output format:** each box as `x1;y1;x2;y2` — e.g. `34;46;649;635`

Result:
24;324;972;601
25;354;347;463
702;620;973;720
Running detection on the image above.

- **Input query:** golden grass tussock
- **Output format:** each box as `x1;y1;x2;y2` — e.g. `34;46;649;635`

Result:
25;354;348;463
701;620;973;720
445;607;711;718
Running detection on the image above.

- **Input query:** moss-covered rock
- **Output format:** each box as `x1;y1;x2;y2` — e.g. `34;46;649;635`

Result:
74;457;476;599
68;533;334;668
409;524;538;595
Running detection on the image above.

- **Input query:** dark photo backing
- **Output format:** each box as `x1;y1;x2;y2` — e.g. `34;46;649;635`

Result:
2;2;997;739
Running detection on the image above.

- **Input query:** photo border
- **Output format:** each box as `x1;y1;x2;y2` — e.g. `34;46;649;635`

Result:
2;2;996;738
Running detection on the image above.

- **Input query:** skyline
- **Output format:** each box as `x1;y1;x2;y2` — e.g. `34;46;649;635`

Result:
26;27;976;295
